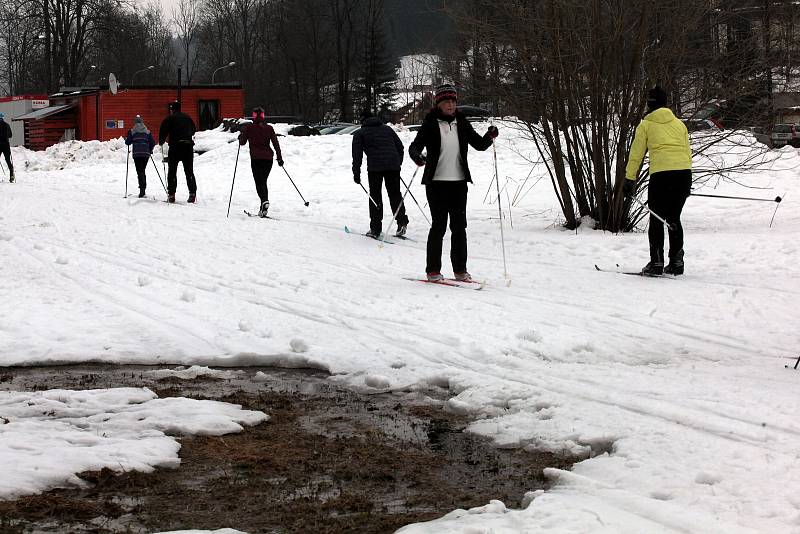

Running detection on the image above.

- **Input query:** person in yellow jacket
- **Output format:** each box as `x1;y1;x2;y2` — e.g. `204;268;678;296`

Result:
623;86;692;276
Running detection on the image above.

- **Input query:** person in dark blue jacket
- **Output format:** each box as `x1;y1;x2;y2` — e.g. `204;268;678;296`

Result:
352;109;408;238
125;115;156;198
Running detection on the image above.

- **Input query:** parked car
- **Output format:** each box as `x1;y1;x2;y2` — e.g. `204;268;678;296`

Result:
288;125;321;136
770;123;799;147
319;123;355;135
684;118;723;132
265;115;303;124
335;125;361;135
457;105;492;119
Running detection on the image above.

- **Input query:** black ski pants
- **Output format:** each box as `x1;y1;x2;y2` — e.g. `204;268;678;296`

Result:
425;180;468;274
1;144;11;174
368;170;408;234
133;157;148;191
647;169;692;260
167;143;196;195
251;158;273;204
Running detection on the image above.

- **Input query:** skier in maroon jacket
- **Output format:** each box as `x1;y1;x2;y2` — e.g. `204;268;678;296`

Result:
238;107;284;217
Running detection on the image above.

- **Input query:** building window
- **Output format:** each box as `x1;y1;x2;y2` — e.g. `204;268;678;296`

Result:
199;100;220;130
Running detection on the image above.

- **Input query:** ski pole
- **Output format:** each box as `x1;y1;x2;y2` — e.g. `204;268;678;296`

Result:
690;192;782;203
0;159;5;179
281;166;310;207
359;182;380;209
492;134;508;278
381;167;418;245
399;175;431;225
226;144;241;218
149;155;168;194
632;195;673;231
125;146;130;198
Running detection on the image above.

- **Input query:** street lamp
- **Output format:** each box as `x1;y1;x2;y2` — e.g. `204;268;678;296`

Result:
131;65;155;85
211;62;236;84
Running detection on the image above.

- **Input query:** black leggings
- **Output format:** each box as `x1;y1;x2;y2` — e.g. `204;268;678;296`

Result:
367;170;408;234
425;181;468;274
133;157;147;190
647;169;692;258
251;159;273;203
167;143;196;195
1;145;11;173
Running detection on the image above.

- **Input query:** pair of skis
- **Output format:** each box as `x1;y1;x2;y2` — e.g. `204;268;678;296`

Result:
594;264;677;279
244;209;277;220
345;226;482;289
404;277;484;290
343;225;414;245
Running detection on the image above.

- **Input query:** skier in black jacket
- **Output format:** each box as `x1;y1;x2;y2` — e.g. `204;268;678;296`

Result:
158;101;197;203
352;109;407;238
0;113;13;182
408;84;497;282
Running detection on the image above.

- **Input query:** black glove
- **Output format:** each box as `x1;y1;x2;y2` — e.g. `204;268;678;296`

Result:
487;126;499;139
277;159;284;167
354;174;361;184
414;154;427;167
622;179;636;197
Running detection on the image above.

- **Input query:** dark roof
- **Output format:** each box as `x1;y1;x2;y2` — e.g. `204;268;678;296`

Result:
13;104;76;120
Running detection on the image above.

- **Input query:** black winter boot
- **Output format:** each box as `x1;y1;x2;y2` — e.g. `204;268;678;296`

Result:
641;248;664;276
665;249;684;275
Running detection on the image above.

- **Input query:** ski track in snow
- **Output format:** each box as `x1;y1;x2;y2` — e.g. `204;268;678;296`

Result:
1;130;799;532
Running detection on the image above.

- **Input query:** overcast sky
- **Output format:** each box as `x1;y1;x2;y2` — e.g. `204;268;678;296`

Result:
149;0;180;18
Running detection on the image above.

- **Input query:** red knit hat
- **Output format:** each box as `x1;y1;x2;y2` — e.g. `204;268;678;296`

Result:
435;84;458;104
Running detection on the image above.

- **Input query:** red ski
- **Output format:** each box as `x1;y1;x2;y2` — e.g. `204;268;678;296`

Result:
403;277;484;290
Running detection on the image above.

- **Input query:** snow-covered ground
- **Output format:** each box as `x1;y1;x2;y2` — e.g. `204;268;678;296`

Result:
1;123;799;533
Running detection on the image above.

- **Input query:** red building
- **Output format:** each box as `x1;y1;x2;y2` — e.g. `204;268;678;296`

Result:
14;85;244;151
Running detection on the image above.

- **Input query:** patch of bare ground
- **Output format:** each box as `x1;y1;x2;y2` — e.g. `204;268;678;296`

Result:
0;365;577;533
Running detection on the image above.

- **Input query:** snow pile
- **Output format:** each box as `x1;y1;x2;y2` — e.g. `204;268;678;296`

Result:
0;388;267;499
144;365;244;380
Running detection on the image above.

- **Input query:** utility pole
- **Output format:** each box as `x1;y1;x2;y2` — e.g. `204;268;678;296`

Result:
177;64;182;105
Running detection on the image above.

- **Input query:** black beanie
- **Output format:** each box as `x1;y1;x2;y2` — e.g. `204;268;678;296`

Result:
435;84;458;104
647;86;668;111
360;108;374;121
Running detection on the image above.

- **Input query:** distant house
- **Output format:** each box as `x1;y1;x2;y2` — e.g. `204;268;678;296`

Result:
13;85;245;151
0;95;49;147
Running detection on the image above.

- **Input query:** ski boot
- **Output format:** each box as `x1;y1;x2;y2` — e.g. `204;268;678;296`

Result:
187;193;196;203
258;201;269;218
454;271;473;282
665;249;684;275
396;224;407;237
426;272;444;282
641;248;664;276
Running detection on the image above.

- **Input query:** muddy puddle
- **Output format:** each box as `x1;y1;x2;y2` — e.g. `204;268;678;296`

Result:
0;364;577;533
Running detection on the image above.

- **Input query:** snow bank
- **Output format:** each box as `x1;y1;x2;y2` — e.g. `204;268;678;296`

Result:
0;388;267;499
